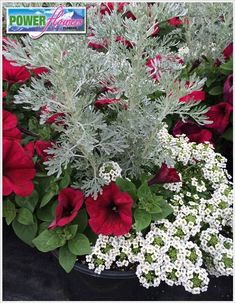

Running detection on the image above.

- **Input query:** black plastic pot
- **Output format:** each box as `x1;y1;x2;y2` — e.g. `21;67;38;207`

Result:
52;251;233;301
52;251;156;300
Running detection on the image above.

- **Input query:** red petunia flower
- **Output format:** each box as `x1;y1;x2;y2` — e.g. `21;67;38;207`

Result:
215;43;233;66
85;182;134;236
30;67;49;76
3;56;30;85
3;139;35;197
35;140;53;162
100;2;135;19
173;120;213;144
115;36;134;48
40;105;65;125
24;142;35;158
146;54;183;82
88;33;109;50
179;91;205;103
168;17;183;26
49;188;84;229
223;74;233;105
206;102;233;134
148;163;181;186
3;91;7;98
3;110;21;142
100;2;115;15
146;54;162;81
223;43;233;60
95;98;121;108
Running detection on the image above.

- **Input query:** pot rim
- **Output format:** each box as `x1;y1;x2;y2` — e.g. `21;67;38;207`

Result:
52;250;137;279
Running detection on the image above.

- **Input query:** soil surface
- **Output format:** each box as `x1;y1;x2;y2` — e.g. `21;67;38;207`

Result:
3;222;233;301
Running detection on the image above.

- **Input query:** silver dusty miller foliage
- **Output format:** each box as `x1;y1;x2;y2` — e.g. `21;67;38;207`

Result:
3;2;232;197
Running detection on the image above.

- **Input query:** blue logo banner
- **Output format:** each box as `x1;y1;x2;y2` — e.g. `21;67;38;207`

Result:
7;5;86;39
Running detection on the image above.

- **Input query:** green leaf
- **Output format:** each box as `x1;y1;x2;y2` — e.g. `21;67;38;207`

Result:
220;58;233;72
64;225;78;240
206;77;217;88
37;201;57;222
33;229;66;252
59;174;71;189
222;128;233;142
3;200;16;225
15;190;39;212
116;177;137;200
208;86;223;96
38;222;50;234
68;233;91;255
139;174;152;184
137;182;152;200
17;208;34;225
28;117;39;132
72;208;88;233
151;200;174;221
147;196;163;214
38;127;52;140
59;244;77;273
134;209;151;231
12;219;38;246
40;190;58;208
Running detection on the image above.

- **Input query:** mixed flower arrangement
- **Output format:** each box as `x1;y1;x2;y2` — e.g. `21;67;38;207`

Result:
2;2;233;295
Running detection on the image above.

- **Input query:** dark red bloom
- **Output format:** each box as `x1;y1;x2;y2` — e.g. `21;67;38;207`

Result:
148;163;181;186
3;56;30;85
35;140;53;162
115;36;134;48
100;2;114;15
46;113;66;124
3;110;21;142
85;182;133;236
40;105;65;125
3;139;35;197
31;67;49;76
168;17;183;26
173;120;213;144
223;43;233;60
215;43;233;66
100;2;135;19
146;54;162;81
49;188;84;229
88;33;109;50
24;142;35;158
95;98;121;108
3;91;7;98
179;91;205;103
206;102;233;134
223;74;233;105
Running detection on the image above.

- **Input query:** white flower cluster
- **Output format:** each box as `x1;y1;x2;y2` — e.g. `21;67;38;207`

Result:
99;161;122;185
200;229;233;277
86;223;209;294
85;127;232;294
163;173;182;192
85;232;144;274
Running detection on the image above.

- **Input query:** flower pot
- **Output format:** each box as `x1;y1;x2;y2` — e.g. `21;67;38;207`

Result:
51;251;233;301
51;251;155;300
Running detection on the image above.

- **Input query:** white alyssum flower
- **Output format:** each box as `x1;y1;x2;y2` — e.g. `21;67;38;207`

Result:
99;161;122;184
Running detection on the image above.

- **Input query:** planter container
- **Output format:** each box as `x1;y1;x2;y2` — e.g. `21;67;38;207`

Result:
52;251;233;301
52;251;156;300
